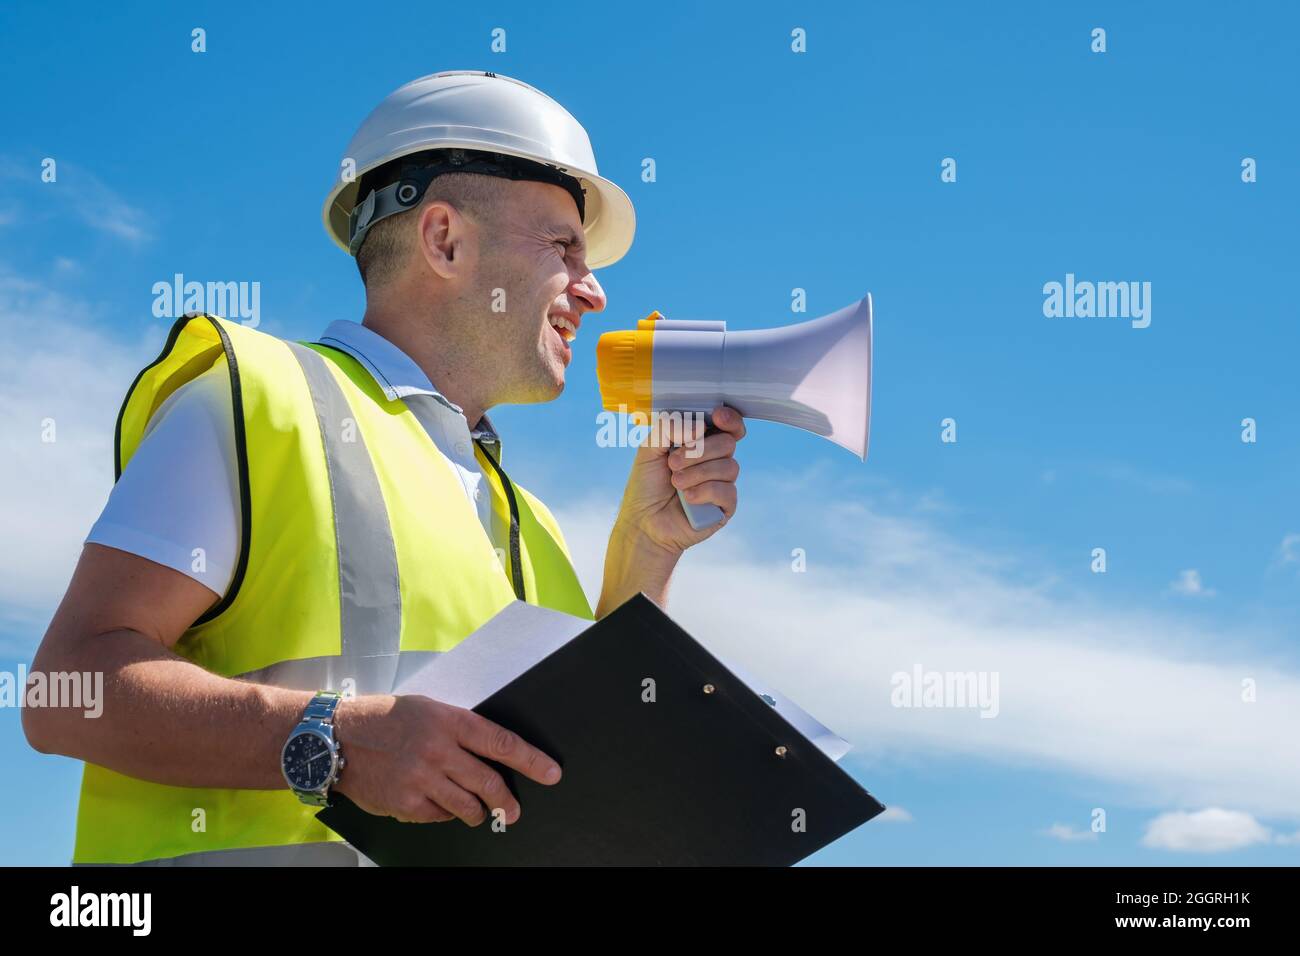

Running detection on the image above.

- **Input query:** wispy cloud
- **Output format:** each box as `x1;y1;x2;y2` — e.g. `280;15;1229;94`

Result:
1093;461;1193;495
0;157;151;244
553;477;1300;822
60;165;152;243
1043;823;1098;843
877;806;913;823
0;272;154;636
1167;569;1215;598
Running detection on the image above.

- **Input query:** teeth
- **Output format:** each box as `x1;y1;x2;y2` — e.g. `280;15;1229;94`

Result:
549;315;577;342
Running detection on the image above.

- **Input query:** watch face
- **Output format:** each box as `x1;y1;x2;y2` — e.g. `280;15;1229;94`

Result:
283;731;334;791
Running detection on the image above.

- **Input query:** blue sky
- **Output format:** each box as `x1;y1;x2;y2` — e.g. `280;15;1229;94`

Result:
1;0;1298;865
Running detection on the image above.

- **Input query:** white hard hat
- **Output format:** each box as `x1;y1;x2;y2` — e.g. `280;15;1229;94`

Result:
323;70;635;269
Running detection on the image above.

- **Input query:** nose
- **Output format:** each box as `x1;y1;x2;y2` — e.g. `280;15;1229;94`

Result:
570;268;607;316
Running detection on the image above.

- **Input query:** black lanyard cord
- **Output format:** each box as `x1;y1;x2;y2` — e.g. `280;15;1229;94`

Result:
475;439;526;602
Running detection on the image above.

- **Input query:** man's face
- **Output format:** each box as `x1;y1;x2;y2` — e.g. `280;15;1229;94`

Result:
468;180;607;405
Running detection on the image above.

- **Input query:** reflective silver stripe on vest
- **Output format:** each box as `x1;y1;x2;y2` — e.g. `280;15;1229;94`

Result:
96;345;413;868
81;841;371;867
285;341;402;696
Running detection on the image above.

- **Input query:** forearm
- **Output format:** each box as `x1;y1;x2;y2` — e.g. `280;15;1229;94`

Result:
596;520;682;618
25;626;312;790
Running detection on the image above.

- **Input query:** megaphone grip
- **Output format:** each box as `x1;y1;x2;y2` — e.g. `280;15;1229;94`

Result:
674;411;726;531
679;493;725;531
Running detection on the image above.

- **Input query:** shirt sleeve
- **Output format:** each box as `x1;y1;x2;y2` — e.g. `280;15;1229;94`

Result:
86;362;240;600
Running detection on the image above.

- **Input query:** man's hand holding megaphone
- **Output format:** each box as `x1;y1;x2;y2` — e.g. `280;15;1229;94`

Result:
593;401;746;619
613;402;748;552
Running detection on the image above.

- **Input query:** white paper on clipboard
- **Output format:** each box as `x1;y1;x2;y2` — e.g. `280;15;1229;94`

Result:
392;599;852;762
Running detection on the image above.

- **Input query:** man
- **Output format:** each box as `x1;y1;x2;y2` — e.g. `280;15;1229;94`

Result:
23;71;745;865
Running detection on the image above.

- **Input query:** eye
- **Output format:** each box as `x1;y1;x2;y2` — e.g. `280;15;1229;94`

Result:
552;235;585;266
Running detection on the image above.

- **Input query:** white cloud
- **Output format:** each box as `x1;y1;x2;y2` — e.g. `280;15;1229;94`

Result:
877;806;913;823
1141;809;1272;853
552;481;1300;821
0;273;154;634
1043;823;1098;842
1168;568;1215;598
1280;533;1300;565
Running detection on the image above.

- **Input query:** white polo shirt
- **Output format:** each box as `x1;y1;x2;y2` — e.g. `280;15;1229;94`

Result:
87;320;502;600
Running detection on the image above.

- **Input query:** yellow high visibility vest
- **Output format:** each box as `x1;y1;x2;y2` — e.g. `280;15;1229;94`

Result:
73;314;593;864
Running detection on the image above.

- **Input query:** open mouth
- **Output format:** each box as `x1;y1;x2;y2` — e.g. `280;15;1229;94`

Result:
548;312;578;344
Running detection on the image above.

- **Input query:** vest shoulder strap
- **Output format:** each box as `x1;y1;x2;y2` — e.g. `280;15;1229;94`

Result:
115;313;269;475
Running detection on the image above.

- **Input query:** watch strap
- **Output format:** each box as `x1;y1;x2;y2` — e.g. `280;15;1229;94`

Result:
301;689;342;724
287;690;344;807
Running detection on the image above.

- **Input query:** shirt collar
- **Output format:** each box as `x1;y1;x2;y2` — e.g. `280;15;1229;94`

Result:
316;319;499;443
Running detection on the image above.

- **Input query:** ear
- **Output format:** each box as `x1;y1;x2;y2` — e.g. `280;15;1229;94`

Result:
416;200;474;280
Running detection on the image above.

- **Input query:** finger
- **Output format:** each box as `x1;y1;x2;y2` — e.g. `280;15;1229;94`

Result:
455;710;563;787
670;431;736;467
446;753;522;825
427;773;491;827
672;456;740;491
710;405;747;441
636;411;673;459
680;479;738;518
637;410;703;461
392;793;457;825
425;800;456;823
648;410;708;450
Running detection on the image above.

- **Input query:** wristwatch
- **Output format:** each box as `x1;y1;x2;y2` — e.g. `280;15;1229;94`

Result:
281;690;346;807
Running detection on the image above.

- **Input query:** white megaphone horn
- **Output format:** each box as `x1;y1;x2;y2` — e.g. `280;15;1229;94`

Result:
596;294;873;530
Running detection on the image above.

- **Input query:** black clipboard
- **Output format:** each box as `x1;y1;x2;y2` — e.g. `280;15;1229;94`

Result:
318;593;885;865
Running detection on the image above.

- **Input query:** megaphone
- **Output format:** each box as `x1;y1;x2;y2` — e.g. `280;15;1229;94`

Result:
596;294;872;530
